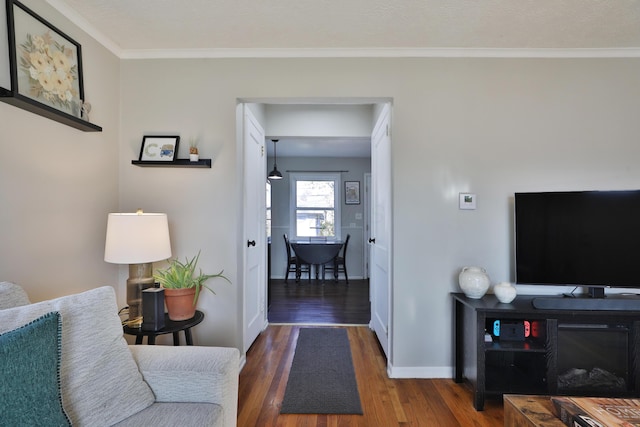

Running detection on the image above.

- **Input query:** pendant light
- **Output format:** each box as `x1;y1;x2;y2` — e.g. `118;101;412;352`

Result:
268;139;283;180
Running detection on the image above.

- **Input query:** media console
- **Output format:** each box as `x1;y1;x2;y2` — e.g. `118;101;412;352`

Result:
453;293;640;410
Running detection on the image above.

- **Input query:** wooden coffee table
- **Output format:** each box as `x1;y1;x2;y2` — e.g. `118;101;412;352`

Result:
503;395;565;427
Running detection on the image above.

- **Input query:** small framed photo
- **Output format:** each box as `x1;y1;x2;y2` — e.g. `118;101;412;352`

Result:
345;181;361;205
138;136;179;162
459;193;477;210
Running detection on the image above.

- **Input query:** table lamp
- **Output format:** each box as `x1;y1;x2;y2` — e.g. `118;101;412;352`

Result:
104;210;171;326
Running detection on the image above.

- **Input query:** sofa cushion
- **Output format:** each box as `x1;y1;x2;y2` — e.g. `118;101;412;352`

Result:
0;311;71;426
112;402;223;427
0;287;155;426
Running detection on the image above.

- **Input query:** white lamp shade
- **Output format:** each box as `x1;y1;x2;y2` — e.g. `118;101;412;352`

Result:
104;213;172;264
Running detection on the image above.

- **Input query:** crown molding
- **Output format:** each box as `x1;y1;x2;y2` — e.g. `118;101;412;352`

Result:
46;0;123;57
46;1;640;60
119;47;640;60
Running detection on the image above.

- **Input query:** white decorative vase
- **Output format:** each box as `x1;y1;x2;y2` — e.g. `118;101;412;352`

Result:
493;282;517;303
189;153;199;162
458;266;490;299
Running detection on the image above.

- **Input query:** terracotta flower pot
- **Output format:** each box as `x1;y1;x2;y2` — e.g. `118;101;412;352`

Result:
163;288;197;321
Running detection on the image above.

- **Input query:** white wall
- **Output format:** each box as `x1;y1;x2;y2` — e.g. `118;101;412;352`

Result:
119;60;241;347
0;0;120;302
265;104;373;137
3;45;636;373
390;58;640;373
119;57;640;372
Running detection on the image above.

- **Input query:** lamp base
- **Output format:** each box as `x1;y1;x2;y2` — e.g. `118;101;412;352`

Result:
127;263;155;327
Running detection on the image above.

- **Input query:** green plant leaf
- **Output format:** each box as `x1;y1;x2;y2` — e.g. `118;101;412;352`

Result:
153;251;231;306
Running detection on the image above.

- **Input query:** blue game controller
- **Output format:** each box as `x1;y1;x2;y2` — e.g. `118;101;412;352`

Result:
493;320;500;336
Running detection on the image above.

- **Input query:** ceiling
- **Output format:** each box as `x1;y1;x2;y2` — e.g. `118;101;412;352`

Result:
48;0;640;58
45;0;640;158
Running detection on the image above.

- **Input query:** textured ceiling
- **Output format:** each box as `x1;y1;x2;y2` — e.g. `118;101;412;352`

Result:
48;0;640;57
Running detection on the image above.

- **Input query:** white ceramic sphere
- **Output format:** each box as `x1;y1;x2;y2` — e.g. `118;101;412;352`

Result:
458;267;490;299
493;281;517;303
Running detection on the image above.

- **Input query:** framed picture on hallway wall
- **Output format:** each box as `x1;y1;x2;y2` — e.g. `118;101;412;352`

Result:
7;0;85;119
345;181;360;205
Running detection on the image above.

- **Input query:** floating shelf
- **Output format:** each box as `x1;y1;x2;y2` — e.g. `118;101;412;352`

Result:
132;159;212;168
0;89;102;132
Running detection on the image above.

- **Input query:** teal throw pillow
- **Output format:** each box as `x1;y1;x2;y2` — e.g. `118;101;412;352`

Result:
0;311;70;426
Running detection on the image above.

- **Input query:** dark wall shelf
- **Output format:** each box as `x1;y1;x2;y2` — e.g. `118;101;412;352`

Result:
0;90;102;132
132;159;212;168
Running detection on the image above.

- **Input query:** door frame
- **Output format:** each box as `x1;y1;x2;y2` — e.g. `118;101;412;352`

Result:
363;172;371;279
241;104;268;353
237;97;393;360
369;103;393;365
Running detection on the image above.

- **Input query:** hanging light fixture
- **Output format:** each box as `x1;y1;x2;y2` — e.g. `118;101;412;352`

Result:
268;139;283;180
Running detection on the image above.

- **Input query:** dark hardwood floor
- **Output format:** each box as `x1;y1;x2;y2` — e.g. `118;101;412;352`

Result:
268;278;370;324
238;325;505;426
255;281;505;425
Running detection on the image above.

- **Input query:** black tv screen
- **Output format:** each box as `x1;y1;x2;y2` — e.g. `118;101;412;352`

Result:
514;190;640;289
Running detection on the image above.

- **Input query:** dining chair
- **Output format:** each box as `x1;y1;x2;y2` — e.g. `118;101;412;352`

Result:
284;234;309;283
325;234;350;284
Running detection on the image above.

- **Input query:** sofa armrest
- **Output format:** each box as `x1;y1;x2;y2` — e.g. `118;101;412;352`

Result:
128;345;239;426
0;281;31;309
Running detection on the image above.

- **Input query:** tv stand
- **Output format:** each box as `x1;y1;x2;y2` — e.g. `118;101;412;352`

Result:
532;294;640;311
453;293;640;411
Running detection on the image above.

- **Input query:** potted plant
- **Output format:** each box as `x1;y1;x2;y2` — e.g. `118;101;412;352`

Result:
189;137;199;162
154;252;230;320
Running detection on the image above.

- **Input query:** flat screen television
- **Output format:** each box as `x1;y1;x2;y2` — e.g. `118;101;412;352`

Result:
514;190;640;298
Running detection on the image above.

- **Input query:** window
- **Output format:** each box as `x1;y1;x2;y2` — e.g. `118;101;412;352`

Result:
290;173;341;240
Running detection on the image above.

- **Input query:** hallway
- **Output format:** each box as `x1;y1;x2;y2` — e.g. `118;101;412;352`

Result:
238;325;505;426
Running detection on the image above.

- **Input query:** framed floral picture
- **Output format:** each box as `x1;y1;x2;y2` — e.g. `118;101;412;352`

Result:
139;136;180;162
7;0;85;118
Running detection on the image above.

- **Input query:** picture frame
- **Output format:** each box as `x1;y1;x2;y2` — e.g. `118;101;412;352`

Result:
139;136;180;162
345;181;361;205
7;0;85;119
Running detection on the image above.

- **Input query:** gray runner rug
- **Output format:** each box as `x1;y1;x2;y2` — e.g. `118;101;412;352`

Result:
280;328;364;414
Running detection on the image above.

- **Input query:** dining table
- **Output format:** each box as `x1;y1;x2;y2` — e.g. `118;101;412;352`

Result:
290;239;344;282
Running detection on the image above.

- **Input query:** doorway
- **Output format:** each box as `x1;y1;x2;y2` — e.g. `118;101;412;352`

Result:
239;98;392;361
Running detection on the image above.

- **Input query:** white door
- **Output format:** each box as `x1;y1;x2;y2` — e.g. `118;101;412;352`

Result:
370;103;392;361
363;173;371;280
242;106;268;352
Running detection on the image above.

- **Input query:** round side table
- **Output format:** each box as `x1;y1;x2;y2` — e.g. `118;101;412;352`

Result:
123;310;204;345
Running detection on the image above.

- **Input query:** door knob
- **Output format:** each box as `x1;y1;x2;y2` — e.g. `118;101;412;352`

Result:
369;238;376;244
247;240;256;247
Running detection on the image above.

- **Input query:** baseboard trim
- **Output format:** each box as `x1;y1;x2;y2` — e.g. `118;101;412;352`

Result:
269;322;369;327
387;365;453;379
